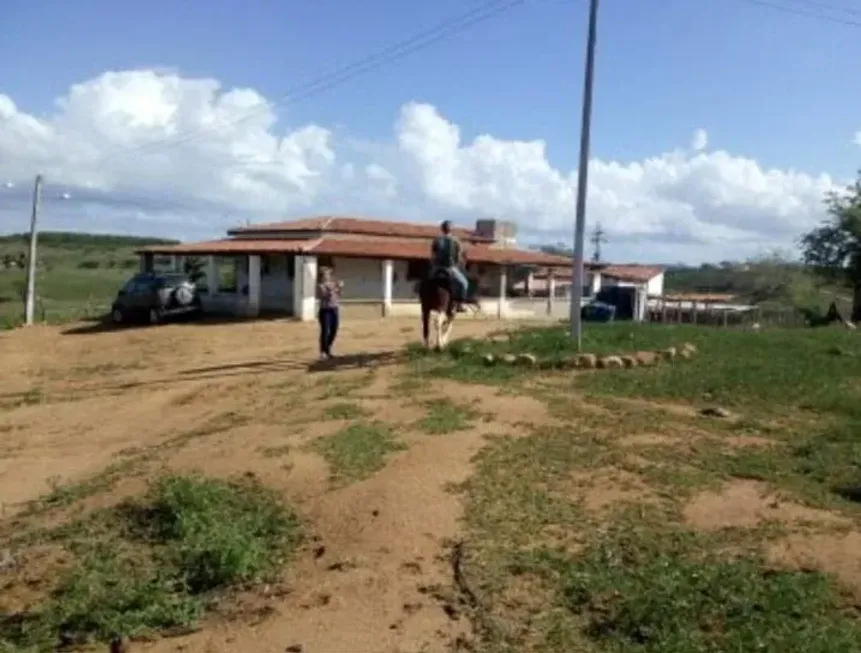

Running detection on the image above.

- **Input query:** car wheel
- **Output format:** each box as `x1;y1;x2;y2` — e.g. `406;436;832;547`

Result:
111;308;124;324
148;307;162;324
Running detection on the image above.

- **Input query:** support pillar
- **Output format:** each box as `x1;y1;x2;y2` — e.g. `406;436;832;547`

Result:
546;273;556;316
293;255;318;321
247;254;261;317
205;256;218;295
497;266;507;319
381;259;393;317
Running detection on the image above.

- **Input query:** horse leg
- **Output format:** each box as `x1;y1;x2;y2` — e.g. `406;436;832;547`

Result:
440;314;454;349
422;307;431;348
433;311;445;352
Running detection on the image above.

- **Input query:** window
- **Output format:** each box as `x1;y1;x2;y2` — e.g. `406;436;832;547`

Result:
286;255;295;279
260;255;271;276
407;259;429;281
318;255;334;269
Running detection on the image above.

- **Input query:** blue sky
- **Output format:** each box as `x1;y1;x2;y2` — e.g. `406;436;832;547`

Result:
1;0;859;262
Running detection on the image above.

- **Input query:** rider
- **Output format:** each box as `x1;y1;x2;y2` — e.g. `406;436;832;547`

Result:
430;220;470;304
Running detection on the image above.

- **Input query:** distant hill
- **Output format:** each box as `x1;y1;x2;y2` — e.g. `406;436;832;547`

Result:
0;231;178;248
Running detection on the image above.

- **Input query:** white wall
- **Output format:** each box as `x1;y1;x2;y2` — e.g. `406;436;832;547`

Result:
235;254;295;312
647;272;664;296
328;257;417;301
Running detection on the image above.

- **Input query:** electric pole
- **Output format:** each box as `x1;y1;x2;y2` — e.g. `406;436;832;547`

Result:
569;0;600;348
591;222;607;263
24;174;44;326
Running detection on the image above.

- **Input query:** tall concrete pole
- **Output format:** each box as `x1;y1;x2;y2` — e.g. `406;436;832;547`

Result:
569;0;600;348
24;174;44;326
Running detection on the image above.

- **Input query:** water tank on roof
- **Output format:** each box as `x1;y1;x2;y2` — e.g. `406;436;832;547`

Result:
474;219;517;246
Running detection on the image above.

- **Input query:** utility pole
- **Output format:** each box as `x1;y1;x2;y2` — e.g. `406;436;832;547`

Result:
569;0;600;349
24;174;44;326
591;222;607;263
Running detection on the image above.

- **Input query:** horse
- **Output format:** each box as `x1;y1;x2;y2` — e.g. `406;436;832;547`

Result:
417;268;479;350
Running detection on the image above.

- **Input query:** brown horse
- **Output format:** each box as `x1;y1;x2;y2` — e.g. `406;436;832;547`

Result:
417;269;479;350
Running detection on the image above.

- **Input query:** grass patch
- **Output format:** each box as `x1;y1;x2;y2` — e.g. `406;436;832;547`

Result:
417;398;479;435
416;323;861;420
0;474;300;650
510;527;861;652
322;402;368;420
312;421;406;484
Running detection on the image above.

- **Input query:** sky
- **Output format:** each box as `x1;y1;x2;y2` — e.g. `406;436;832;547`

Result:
1;0;860;264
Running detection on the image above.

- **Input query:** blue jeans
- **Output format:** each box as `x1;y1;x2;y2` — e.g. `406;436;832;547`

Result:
318;307;339;356
446;266;469;299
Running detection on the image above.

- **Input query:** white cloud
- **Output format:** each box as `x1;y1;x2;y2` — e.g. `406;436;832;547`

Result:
690;128;708;152
0;68;846;263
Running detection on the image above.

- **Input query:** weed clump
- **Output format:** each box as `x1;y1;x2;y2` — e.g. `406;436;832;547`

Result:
0;474;301;650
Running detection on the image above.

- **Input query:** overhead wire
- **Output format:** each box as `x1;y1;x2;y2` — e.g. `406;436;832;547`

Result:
96;0;528;167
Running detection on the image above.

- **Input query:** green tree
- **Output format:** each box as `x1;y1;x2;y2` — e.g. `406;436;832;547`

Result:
800;173;861;321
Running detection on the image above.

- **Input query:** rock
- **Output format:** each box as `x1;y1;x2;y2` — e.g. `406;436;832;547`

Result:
681;342;698;355
751;322;761;331
700;406;731;418
561;356;580;369
679;348;694;360
286;645;304;653
576;353;598;369
634;351;657;366
482;354;496;366
598;355;624;369
660;347;677;362
516;353;538;366
501;354;517;364
620;355;638;368
844;320;857;330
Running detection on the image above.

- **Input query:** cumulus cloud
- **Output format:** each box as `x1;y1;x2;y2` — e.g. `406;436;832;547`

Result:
0;69;844;263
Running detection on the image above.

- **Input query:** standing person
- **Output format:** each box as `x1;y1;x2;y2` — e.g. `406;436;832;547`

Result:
317;267;343;360
430;220;469;305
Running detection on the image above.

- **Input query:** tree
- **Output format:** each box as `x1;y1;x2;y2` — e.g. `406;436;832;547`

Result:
800;173;861;321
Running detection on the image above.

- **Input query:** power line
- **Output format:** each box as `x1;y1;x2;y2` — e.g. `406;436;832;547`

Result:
96;0;528;167
734;0;861;28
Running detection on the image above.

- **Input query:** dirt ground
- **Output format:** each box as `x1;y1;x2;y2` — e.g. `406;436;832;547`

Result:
0;315;529;653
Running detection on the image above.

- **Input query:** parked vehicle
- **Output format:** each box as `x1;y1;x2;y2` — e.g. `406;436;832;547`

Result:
581;299;617;322
110;272;202;325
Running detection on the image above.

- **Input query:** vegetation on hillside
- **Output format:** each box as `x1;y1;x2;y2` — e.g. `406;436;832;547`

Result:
800;172;861;320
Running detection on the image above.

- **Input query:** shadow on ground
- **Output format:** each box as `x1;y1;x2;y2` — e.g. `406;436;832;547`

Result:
307;351;404;372
61;312;290;336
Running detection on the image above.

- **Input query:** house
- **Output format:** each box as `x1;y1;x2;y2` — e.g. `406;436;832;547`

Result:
136;216;577;321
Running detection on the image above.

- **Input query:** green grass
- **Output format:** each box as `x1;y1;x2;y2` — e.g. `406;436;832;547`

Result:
0;474;300;650
311;421;406;484
322;402;369;420
416;398;480;435
510;527;861;653
413;323;861;419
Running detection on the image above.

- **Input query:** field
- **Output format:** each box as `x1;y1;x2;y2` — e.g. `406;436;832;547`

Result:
0;233;176;328
3;316;861;652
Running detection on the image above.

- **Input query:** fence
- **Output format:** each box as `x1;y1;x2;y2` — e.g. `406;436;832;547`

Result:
647;298;807;328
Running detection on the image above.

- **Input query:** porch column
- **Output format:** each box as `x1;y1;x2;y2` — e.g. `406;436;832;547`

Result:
205;256;218;295
381;259;394;317
497;266;507;319
139;252;154;273
247;254;261;317
525;270;534;297
546;272;556;316
293;255;318;321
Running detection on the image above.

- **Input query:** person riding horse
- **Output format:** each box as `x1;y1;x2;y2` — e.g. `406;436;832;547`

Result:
429;220;470;311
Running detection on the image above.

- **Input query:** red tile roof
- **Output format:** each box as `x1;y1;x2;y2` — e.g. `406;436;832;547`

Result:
138;236;573;267
601;264;664;283
227;215;494;242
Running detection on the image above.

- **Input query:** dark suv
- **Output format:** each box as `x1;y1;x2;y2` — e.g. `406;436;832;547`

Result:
111;272;202;325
